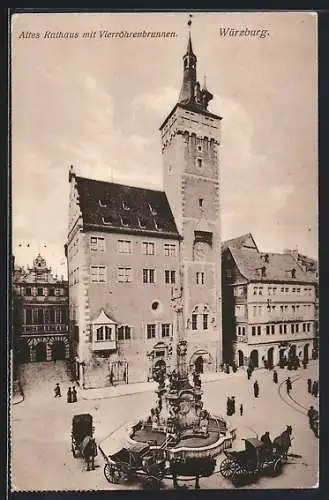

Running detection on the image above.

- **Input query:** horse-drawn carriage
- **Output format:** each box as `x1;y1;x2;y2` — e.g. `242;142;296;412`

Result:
220;426;293;488
99;441;167;489
71;413;98;471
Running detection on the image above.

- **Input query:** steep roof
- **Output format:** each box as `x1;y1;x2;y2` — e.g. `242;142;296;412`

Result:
223;233;314;284
75;176;180;239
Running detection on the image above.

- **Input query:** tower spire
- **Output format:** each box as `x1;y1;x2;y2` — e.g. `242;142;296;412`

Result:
178;15;213;111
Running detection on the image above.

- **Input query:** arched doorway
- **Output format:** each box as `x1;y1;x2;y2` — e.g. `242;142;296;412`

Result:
303;344;309;363
238;350;244;367
194;356;204;374
250;349;259;368
35;342;47;362
52;341;66;361
18;340;30;363
267;347;274;369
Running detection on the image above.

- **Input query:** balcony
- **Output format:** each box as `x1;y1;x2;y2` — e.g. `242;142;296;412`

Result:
91;339;117;351
22;324;68;334
269;314;306;323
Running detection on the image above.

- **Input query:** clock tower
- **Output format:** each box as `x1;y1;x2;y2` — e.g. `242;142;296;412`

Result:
160;20;222;372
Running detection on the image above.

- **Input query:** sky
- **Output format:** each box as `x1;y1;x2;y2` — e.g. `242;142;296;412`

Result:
11;11;318;277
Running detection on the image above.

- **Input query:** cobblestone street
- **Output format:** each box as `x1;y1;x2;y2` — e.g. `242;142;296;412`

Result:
11;362;319;491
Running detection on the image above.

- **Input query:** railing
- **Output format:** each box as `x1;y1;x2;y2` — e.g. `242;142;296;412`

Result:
91;339;117;351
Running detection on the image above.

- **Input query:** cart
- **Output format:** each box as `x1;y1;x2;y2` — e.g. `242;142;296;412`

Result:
99;441;166;489
219;438;284;486
71;413;97;470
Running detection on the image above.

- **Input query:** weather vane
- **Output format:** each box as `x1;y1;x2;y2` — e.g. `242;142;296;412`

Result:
188;14;193;29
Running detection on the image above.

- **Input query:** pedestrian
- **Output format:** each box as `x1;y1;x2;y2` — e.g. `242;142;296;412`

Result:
247;366;252;380
312;381;318;398
54;383;61;398
253;380;259;398
273;370;278;384
231;396;235;415
67;387;72;403
239;403;243;416
72;386;78;403
226;397;231;416
286;377;292;395
109;370;114;386
307;378;312;394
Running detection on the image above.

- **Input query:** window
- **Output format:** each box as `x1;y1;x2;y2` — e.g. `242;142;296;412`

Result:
285;287;289;293
291;268;296;279
37;287;43;296
48;288;54;297
25;308;32;324
279;325;283;334
102;216;113;225
164;243;176;256
197;158;202;169
118;240;132;254
25;287;32;296
90;266;106;283
292;305;296;313
143;269;155;283
283;324;287;334
138;217;147;229
257;326;261;335
90;236;105;252
296;323;299;333
259;287;263;295
161;323;171;338
266;325;270;335
196;272;205;285
118;267;132;283
192;314;198;330
203;314;208;330
273;287;277;295
198;145;202;152
253;287;257;295
142;242;155;255
199;198;204;208
165;270;176;284
147;324;156;339
292;288;296;293
307;323;310;332
253;306;257;317
280;305;284;313
271;325;275;335
118;325;131;340
291;324;295;334
96;326;103;341
268;287;272;295
252;326;256;336
55;308;61;324
281;287;285;293
302;323;306;332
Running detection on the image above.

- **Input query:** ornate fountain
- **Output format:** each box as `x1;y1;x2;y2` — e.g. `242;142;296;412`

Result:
125;286;236;484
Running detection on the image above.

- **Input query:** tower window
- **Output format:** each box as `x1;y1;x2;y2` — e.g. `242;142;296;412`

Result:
198;145;202;152
192;314;198;330
199;198;204;208
196;158;203;169
196;272;205;285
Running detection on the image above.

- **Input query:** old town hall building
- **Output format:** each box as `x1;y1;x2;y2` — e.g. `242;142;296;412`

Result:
67;31;222;388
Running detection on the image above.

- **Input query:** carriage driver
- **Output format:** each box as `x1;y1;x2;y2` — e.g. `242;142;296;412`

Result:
260;431;273;459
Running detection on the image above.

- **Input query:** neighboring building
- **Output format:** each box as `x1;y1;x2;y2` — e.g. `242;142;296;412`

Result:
67;29;222;388
13;254;69;363
284;248;319;354
222;234;316;369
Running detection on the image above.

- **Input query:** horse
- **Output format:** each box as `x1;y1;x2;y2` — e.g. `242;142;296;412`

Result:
81;435;98;471
273;425;293;460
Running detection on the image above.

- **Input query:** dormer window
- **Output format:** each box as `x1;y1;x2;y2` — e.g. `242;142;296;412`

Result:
149;203;157;216
261;266;266;277
138;218;147;229
264;254;269;263
199;198;204;208
196;158;203;169
122;201;130;211
121;216;130;227
99;199;107;208
102;216;113;225
155;219;164;231
291;268;296;279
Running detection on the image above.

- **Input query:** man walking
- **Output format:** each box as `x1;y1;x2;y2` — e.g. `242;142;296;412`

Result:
240;403;243;416
54;383;61;398
67;387;72;403
231;396;236;415
307;378;312;394
312;380;318;398
72;386;78;403
273;370;278;384
247;366;252;380
253;380;259;398
286;377;292;395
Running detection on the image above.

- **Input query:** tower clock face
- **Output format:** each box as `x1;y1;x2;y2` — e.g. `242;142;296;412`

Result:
194;242;208;260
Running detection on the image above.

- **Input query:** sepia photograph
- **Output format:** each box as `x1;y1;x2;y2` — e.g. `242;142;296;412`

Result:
10;10;318;491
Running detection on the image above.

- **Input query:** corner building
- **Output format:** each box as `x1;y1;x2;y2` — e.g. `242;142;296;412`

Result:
67;31;223;388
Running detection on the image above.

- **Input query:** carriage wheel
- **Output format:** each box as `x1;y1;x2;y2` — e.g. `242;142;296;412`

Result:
272;459;283;477
104;464;121;484
143;475;161;490
231;466;248;487
220;458;238;479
